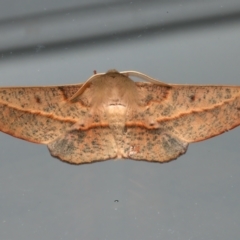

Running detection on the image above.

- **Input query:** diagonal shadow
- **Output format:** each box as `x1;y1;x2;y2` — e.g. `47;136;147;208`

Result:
0;1;239;58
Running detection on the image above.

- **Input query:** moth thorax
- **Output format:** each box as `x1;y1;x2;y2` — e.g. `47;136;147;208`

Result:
106;105;126;129
106;105;127;155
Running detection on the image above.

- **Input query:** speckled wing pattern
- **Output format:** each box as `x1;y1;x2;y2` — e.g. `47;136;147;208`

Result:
125;82;240;163
0;70;240;164
0;85;83;143
0;78;131;164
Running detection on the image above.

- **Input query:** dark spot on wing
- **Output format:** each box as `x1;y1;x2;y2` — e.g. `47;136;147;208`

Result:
189;95;195;102
35;95;41;103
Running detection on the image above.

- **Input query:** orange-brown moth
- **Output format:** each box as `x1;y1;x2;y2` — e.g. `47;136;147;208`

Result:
0;69;239;164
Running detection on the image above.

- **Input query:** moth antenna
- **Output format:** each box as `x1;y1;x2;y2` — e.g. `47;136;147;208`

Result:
120;71;170;86
69;72;105;102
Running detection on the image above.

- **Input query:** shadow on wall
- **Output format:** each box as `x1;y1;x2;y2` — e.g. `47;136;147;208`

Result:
0;0;239;56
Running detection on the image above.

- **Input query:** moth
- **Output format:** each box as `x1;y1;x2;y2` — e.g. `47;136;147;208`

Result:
0;69;239;164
